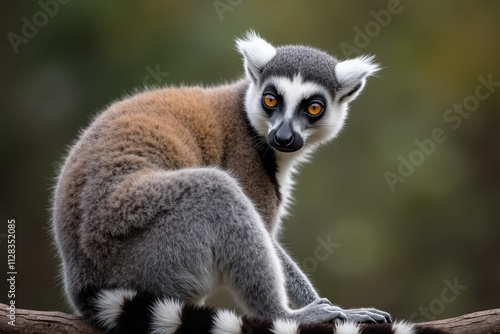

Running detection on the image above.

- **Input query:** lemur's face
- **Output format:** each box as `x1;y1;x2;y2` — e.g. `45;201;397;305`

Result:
248;74;341;153
237;32;379;154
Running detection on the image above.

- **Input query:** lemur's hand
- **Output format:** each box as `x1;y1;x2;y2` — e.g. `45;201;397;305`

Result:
290;298;348;324
341;307;393;324
293;299;392;324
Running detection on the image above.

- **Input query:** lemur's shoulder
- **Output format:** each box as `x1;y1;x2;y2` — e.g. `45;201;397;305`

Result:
78;80;247;169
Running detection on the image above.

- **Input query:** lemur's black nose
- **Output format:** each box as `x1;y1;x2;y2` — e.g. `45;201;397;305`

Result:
269;121;304;152
274;125;294;148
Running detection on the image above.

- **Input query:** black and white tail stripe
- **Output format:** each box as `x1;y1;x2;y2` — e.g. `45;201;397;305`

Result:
89;289;447;334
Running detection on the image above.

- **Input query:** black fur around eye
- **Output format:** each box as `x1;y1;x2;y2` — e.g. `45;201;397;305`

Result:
261;85;281;112
302;96;326;119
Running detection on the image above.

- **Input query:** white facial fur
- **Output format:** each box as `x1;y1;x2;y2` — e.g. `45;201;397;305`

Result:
244;74;348;152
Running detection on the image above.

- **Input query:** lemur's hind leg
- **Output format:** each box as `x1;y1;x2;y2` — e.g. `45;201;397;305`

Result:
93;168;348;324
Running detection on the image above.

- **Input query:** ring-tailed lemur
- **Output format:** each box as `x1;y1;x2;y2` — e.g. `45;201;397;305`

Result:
52;32;447;334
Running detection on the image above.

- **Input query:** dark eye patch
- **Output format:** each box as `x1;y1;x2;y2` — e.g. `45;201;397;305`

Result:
297;94;327;122
304;94;327;105
262;84;278;96
261;84;285;116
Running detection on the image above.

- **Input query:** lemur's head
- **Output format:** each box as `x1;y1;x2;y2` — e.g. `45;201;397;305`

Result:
237;31;379;153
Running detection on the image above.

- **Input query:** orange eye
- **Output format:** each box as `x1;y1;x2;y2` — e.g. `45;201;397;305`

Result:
307;103;323;116
264;94;277;108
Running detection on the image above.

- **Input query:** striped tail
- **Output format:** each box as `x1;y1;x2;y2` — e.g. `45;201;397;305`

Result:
84;288;448;334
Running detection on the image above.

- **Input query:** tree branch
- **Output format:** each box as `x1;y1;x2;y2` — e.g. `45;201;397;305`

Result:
1;303;499;333
420;308;500;334
0;303;102;334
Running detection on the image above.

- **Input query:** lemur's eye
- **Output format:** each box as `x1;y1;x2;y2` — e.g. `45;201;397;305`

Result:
307;103;323;116
263;94;277;108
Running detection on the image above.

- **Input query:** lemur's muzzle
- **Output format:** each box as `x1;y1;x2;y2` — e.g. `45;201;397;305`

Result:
268;120;304;152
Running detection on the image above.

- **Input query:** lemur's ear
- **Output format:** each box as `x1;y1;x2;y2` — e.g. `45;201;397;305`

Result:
236;31;276;84
335;56;380;104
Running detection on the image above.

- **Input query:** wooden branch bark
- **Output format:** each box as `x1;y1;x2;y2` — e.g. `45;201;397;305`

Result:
1;303;499;333
0;303;102;334
420;308;500;334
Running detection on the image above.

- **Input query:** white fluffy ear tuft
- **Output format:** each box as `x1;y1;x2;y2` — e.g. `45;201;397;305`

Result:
335;55;380;103
236;30;276;84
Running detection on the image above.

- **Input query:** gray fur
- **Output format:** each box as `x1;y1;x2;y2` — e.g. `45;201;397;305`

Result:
52;31;390;333
261;45;340;93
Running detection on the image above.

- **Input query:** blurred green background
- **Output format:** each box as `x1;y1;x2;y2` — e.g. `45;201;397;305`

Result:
1;0;499;322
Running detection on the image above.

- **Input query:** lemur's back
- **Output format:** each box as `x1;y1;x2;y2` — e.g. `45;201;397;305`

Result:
62;81;245;174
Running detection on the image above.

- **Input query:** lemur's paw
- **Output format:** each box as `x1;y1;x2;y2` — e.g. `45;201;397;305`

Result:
341;307;392;324
313;297;334;305
291;299;347;324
